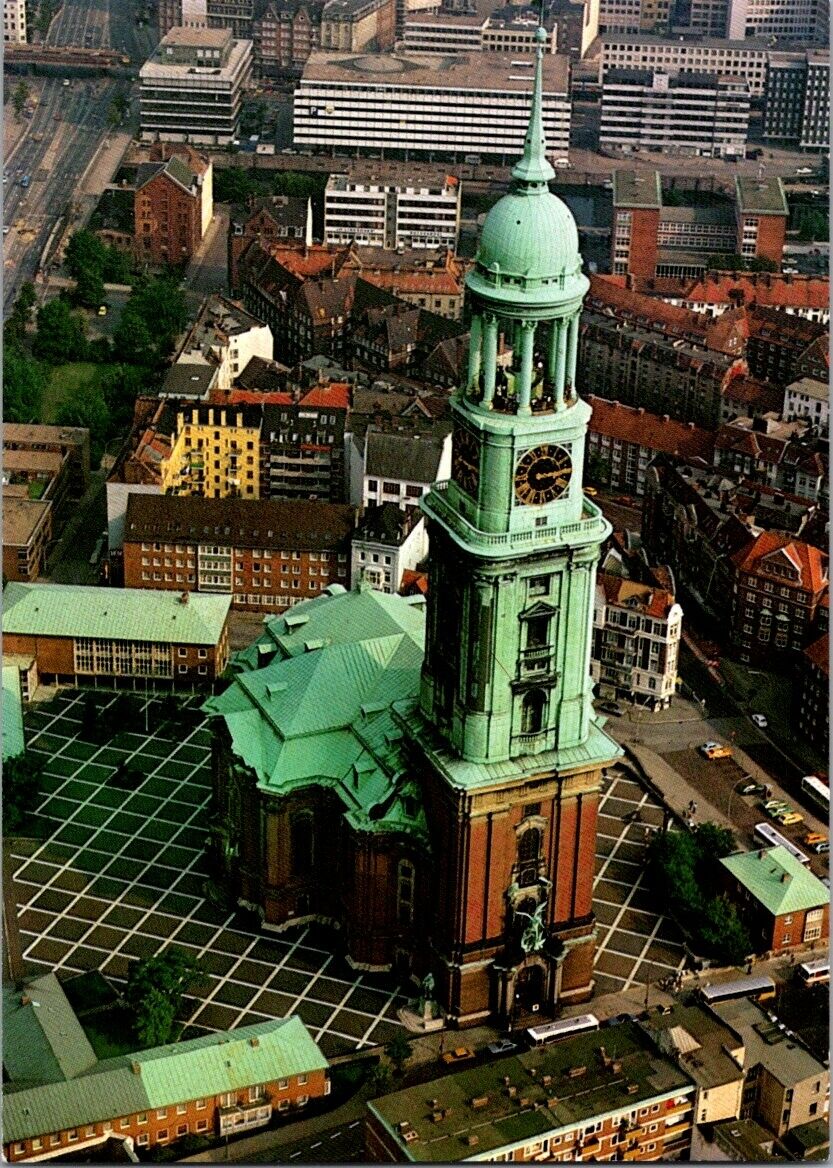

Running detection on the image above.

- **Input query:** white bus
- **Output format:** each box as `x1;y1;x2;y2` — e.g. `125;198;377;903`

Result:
801;775;830;816
753;822;810;866
699;975;776;1005
526;1014;599;1046
797;959;829;988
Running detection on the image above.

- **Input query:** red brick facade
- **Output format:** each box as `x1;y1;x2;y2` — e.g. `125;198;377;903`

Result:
746;213;786;268
5;1067;329;1162
135;165;204;267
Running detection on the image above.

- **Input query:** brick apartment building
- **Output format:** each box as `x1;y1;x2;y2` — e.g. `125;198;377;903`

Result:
228;195;313;293
714;416;828;505
365;1021;695;1162
585;396;715;496
134;145;213;267
320;0;396;52
252;1;321;76
122;493;354;612
720;846;829;954
730;530;828;663
3;422;90;498
4;998;329;1163
615;270;829;324
256;381;349;501
745;307;826;386
2;497;52;583
2;583;231;688
611;171;788;279
797;633;828;756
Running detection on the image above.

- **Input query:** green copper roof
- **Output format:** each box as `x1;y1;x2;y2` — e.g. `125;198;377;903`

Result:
470;24;583;292
2;583;230;647
720;846;828;915
4;1017;326;1144
204;585;430;840
3;975;98;1088
2;664;25;760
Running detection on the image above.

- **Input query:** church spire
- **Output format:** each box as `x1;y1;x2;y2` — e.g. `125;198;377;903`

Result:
511;24;555;189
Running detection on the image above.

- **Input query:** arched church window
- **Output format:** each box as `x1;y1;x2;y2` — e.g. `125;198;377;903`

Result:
290;812;314;876
397;859;415;926
517;828;542;886
522;689;546;733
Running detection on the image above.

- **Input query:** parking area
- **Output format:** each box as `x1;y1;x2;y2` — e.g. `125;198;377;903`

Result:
593;767;687;996
12;690;407;1060
13;692;687;1045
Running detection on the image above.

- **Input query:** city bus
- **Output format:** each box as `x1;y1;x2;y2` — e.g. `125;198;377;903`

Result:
526;1014;599;1047
753;822;810;866
801;775;829;816
797;959;829;988
698;975;776;1005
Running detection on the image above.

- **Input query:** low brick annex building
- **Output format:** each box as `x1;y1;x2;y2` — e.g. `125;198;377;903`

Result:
2;582;231;688
122;493;355;613
720;846;829;954
3;977;329;1163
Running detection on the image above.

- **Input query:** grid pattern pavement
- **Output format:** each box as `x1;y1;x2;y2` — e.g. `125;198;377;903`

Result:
12;693;686;1048
593;767;687;996
12;691;405;1060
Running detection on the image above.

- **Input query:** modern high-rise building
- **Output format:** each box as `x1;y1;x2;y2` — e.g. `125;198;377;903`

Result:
206;30;618;1023
293;50;571;162
764;50;830;150
324;171;461;250
600;68;750;158
670;0;826;41
598;34;770;96
3;0;26;42
139;27;253;145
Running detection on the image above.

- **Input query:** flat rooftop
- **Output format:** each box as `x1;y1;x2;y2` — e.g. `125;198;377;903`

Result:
600;32;776;49
604;67;747;88
735;175;789;216
405;12;486;25
3;449;65;476
160;25;232;48
639;1003;744;1090
300;50;570;93
2;496;51;547
613;169;662;209
368;1022;692;1161
141;36;250;81
3;422;87;448
712;998;827;1086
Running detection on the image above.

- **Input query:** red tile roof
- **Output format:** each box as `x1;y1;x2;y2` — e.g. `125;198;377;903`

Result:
400;569;428;596
586;396;715;460
300;382;351;410
732;530;829;595
598;272;830;312
598;572;677;618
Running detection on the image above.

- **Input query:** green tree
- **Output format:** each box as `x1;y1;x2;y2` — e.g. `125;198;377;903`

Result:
113;309;154;365
124;948;205;1048
102;245;133;285
12;81;30;119
17;281;37;317
74;266;106;309
700;896;751;966
80;693;108;743
32;298;88;363
65;229;108;282
2;343;47;422
3;752;42;834
56;385;110;468
213;166;257;204
693;821;736;861
368;1063;392;1097
100;363;147;434
385;1032;412;1077
646;829;701;912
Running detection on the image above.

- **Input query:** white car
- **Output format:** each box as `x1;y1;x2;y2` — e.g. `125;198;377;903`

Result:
795;167;814;175
751;713;768;729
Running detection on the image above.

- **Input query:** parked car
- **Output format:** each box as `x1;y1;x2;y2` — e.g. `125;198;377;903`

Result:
599;701;624;717
486;1038;518;1055
750;713;768;729
795;166;814;175
763;802;791;819
700;741;732;760
736;778;766;797
442;1047;475;1065
804;832;829;854
811;841;830;855
775;810;803;827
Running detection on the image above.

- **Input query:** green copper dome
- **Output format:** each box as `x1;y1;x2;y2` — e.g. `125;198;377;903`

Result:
477;191;581;282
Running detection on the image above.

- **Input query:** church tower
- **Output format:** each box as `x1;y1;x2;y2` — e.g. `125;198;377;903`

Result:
407;27;621;1024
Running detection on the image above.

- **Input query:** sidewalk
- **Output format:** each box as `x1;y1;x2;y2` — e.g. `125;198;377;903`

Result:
616;740;729;829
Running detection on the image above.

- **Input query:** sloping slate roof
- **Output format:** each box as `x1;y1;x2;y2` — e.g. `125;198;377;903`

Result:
2;664;25;760
3;975;97;1087
2;583;231;647
720;846;829;915
365;430;446;483
4;1018;325;1144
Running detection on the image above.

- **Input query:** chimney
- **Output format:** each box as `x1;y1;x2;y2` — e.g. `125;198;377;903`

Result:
131;1061;141;1075
180;591;190;605
20;993;30;1007
781;872;790;883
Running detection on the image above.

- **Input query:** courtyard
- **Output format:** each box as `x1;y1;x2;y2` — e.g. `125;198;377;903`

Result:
11;692;686;1054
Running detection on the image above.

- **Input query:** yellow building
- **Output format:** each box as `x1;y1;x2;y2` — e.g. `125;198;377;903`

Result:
161;405;262;500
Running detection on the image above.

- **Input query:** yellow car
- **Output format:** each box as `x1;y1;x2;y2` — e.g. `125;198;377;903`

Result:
97;305;108;316
441;1047;475;1066
776;811;803;827
585;487;598;498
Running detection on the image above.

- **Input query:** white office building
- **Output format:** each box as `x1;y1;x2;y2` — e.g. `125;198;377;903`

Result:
782;378;828;436
325;171;461;249
350;502;428;593
401;9;559;53
4;0;26;41
140;27;253;145
601;68;750;157
599;34;770;96
293;50;571;161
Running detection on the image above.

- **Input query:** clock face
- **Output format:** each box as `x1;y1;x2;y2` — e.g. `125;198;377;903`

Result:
514;444;573;506
452;428;480;496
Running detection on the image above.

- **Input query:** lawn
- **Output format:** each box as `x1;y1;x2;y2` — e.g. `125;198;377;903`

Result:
42;362;104;424
81;1005;137;1060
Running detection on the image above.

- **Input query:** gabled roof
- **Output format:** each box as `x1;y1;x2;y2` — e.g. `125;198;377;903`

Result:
731;530;828;594
365;430;448;483
2;583;230;646
3;974;98;1087
597;572;677;619
803;633;828;675
720;846;828;916
586;396;714;460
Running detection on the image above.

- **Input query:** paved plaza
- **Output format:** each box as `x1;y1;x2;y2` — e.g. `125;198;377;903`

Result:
12;692;685;1053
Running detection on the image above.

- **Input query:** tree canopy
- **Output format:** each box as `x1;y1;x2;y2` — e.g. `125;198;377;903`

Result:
3;753;42;834
33;298;88;363
2;342;47;423
124;948;205;1048
113;278;187;367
